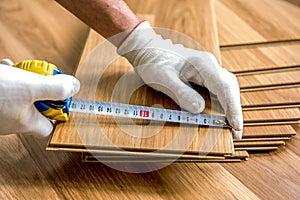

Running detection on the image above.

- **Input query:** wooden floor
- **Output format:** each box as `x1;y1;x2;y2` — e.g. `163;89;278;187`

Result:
0;0;299;199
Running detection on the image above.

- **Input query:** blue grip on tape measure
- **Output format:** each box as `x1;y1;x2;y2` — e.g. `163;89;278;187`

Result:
13;60;72;121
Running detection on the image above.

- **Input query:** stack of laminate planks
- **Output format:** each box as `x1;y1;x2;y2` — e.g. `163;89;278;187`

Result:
216;0;300;153
48;0;300;163
48;0;241;163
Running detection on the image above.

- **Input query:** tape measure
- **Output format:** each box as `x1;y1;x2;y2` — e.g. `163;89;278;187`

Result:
11;60;229;128
70;98;229;128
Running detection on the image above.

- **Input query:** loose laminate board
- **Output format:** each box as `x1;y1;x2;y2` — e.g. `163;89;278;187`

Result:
221;43;300;73
243;108;300;123
237;68;300;91
242;125;296;138
49;1;234;156
126;0;221;60
216;0;300;46
241;87;300;108
0;0;88;74
49;32;233;155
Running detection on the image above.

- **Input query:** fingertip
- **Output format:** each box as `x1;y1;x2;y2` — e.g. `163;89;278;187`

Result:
232;129;243;140
179;90;205;114
39;74;80;100
28;117;54;137
190;99;205;113
0;58;14;66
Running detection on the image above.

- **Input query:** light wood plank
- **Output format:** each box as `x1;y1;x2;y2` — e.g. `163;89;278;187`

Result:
237;68;300;90
0;0;88;74
243;108;300;123
243;125;297;138
234;137;291;142
0;135;60;198
221;43;300;73
216;0;300;46
126;0;221;60
50;2;234;156
234;140;286;147
241;87;300;108
1;0;299;199
221;145;300;199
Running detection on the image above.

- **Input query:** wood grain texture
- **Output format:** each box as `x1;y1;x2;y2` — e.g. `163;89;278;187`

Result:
221;43;300;73
241;87;300;108
216;0;300;46
237;68;300;90
221;144;300;199
234;140;285;147
0;135;60;199
49;3;234;156
1;1;299;199
243;108;300;123
243;125;296;138
0;0;89;74
126;0;221;60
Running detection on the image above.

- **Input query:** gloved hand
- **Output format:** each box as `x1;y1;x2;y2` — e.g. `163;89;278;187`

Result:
0;59;80;137
118;21;243;139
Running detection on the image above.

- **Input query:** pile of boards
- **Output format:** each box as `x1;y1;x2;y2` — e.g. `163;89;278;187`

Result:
47;0;300;163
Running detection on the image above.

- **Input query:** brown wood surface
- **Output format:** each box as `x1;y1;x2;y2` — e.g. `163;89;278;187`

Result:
221;43;300;73
237;68;300;91
241;87;300;108
0;0;89;74
243;108;300;123
216;0;300;46
243;125;297;138
0;0;299;199
49;2;234;156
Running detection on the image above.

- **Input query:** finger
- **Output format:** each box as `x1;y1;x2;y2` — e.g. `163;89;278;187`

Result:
216;70;243;139
137;66;205;113
0;58;14;66
22;107;54;137
31;74;80;101
1;66;80;101
180;58;243;138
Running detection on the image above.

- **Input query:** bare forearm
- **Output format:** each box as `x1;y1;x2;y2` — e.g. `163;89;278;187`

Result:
55;0;141;46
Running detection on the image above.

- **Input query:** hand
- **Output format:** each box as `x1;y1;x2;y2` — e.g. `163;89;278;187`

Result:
117;21;243;139
0;59;80;137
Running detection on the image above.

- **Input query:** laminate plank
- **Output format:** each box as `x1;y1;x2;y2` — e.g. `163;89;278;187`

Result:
243;108;300;123
2;0;298;199
221;43;300;73
50;1;234;156
0;135;60;199
49;29;233;156
241;87;300;108
22;133;260;199
234;137;291;142
216;0;300;46
221;146;300;199
0;0;89;74
126;0;221;60
234;140;286;147
243;125;297;138
235;146;279;151
237;68;300;90
225;150;249;160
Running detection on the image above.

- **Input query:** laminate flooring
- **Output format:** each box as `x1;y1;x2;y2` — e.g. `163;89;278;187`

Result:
216;0;300;46
1;0;299;199
49;0;234;158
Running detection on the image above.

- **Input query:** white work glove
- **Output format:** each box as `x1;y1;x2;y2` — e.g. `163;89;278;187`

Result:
0;59;80;137
118;21;243;139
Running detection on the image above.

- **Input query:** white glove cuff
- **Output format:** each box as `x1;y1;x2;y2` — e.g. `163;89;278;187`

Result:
117;21;155;55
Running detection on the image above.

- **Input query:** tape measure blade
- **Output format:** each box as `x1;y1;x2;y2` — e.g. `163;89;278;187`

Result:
69;98;229;128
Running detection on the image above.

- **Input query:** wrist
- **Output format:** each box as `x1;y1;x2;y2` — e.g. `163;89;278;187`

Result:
117;21;156;55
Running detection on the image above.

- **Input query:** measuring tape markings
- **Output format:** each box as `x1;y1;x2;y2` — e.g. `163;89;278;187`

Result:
70;98;229;128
